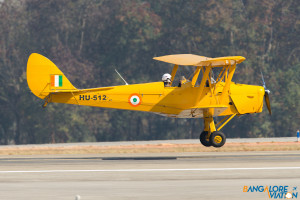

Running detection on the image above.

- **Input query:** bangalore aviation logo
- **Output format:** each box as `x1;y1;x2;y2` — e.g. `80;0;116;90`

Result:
128;93;142;107
243;185;298;199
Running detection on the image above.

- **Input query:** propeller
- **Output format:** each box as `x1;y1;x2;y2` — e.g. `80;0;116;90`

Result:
260;71;272;115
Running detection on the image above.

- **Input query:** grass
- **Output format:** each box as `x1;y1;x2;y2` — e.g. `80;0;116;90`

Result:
0;142;300;155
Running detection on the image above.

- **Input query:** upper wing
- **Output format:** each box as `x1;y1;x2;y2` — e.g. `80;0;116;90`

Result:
196;56;245;67
153;54;211;66
153;54;245;67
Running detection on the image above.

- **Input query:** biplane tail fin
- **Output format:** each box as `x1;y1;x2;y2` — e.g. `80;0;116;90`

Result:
27;53;77;99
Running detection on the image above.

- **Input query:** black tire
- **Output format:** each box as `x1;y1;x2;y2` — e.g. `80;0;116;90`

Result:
199;131;211;147
210;131;226;148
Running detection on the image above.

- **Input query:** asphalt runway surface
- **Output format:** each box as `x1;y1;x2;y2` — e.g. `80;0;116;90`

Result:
0;151;300;200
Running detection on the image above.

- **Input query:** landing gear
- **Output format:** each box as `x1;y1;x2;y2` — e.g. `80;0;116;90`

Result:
199;131;211;147
199;112;236;148
210;131;226;148
199;131;226;148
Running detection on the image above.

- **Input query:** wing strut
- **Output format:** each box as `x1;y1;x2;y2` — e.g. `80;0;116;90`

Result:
220;63;236;104
170;64;178;86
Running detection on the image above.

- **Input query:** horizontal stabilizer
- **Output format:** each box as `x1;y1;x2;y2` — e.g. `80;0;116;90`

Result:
49;87;114;94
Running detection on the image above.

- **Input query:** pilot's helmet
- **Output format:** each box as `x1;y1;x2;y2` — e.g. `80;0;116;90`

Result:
162;73;171;82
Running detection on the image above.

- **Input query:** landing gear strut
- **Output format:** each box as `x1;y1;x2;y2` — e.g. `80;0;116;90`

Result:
199;113;236;148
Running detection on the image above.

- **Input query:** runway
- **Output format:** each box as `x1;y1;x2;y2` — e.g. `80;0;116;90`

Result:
0;151;300;200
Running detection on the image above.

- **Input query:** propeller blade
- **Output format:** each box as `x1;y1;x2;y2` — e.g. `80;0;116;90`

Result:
260;70;266;89
261;70;271;115
264;92;272;115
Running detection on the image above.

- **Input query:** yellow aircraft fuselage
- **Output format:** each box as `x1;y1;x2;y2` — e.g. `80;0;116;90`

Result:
49;81;264;118
27;53;269;147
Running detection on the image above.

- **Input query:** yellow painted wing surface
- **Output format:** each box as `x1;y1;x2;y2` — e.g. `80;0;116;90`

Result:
196;56;246;67
154;54;245;67
153;54;211;66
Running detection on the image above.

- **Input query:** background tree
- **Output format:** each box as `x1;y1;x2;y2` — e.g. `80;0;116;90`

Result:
0;0;299;144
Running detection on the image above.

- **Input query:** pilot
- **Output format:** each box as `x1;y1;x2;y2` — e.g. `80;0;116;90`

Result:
162;73;172;87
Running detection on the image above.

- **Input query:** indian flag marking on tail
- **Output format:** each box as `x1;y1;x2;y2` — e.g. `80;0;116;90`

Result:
51;75;63;87
128;93;142;107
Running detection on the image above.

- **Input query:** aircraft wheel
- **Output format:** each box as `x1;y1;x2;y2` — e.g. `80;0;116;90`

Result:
199;131;211;147
210;131;226;148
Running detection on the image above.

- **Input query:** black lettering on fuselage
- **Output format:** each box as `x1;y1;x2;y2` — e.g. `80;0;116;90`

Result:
79;94;108;101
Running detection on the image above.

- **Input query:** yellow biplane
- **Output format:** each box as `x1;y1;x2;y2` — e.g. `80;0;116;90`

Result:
27;53;271;147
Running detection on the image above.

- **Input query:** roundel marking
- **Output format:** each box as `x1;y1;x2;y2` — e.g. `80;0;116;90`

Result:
128;93;142;107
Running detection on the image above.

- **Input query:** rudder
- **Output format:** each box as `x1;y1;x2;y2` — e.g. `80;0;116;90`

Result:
27;53;77;99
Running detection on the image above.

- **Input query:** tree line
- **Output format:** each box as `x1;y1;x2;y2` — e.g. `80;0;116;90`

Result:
0;0;299;144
